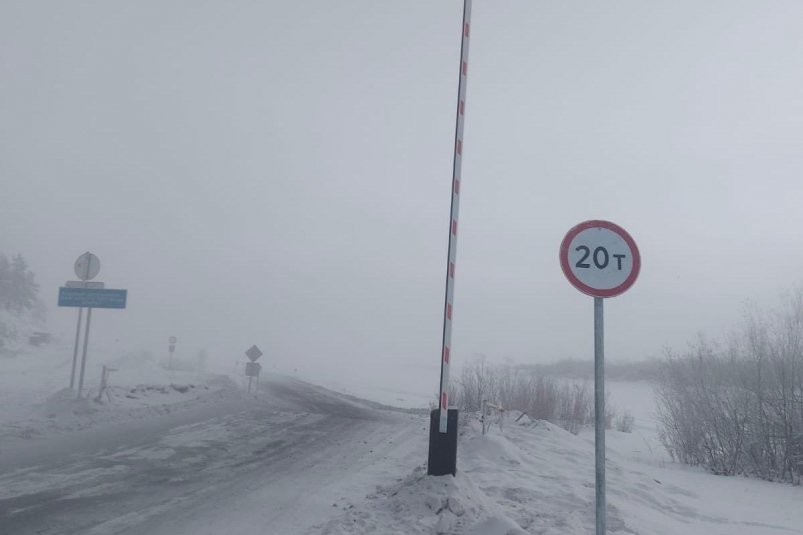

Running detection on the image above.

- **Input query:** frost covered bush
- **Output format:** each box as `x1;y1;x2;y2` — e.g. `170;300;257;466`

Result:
656;290;803;483
615;411;635;433
450;358;614;435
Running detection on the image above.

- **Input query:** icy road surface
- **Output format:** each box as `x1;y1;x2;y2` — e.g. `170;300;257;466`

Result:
0;377;427;535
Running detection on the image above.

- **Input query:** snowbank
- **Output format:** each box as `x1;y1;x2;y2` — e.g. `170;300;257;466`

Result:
315;410;803;535
316;463;526;535
0;344;243;442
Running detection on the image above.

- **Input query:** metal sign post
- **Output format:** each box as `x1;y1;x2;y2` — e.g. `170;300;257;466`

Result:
559;220;640;535
68;252;100;389
96;365;117;402
77;306;93;398
68;252;99;390
244;345;263;394
69;306;83;389
168;336;177;369
593;295;605;534
58;252;127;398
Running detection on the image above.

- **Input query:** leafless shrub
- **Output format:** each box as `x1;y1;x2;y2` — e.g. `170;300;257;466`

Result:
451;357;610;435
656;289;803;482
616;411;635;433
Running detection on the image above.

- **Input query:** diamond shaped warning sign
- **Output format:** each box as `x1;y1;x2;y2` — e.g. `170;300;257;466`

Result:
245;345;263;362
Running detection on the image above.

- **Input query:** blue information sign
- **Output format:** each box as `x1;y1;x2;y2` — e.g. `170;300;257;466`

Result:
58;287;127;309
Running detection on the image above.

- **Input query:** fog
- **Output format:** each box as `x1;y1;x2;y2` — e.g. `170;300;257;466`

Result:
3;0;803;383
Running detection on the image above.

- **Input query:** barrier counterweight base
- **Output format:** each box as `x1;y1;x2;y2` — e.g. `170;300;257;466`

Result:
427;409;459;476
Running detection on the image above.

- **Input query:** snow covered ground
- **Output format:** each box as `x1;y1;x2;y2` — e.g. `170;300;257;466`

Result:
3;344;803;534
316;395;803;535
313;379;803;535
0;345;425;535
0;343;243;443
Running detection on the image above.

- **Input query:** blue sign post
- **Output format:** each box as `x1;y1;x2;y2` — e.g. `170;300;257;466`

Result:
58;287;127;309
58;280;128;398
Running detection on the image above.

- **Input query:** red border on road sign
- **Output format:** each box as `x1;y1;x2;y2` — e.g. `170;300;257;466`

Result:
559;220;641;298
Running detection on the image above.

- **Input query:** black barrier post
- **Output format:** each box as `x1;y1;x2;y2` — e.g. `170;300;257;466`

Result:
427;409;459;476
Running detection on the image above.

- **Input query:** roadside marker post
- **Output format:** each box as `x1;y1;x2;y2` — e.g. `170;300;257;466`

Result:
95;365;118;403
428;0;473;479
559;220;640;535
168;336;177;370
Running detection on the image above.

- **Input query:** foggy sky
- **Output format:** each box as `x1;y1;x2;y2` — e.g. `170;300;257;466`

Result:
3;1;803;382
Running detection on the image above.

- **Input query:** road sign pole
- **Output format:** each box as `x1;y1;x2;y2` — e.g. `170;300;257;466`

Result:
77;307;93;399
167;337;177;370
243;346;263;394
559;220;640;535
96;365;107;402
69;307;84;389
594;296;605;535
70;259;94;389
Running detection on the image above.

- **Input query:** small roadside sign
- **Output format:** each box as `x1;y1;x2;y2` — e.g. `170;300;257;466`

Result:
58;288;127;309
244;347;264;394
245;360;262;394
65;281;105;289
245;362;262;377
559;220;640;298
245;345;263;362
169;336;177;344
74;252;101;281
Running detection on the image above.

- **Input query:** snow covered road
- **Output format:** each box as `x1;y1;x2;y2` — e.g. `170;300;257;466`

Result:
5;372;803;535
0;377;428;535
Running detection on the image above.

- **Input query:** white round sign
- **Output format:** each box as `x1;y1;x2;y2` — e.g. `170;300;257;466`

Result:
559;220;640;298
74;252;101;281
169;336;177;344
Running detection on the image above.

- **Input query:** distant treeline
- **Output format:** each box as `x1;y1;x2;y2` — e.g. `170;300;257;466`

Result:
519;357;662;382
656;289;803;484
450;357;635;435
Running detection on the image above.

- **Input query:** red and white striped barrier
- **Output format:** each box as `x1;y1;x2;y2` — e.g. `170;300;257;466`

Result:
438;0;472;434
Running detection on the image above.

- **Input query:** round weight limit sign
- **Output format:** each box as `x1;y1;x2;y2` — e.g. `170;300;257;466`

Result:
560;220;640;298
559;219;640;535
